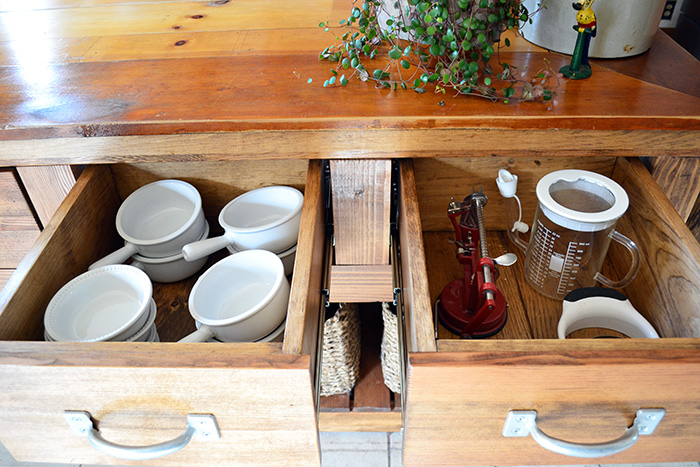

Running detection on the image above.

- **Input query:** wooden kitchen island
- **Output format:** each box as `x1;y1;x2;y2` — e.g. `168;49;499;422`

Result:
0;1;700;466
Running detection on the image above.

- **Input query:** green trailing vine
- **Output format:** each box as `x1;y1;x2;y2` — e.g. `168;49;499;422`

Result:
319;0;561;103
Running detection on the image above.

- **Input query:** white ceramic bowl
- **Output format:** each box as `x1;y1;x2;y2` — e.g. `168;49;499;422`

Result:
180;250;290;343
182;186;303;262
44;265;152;342
131;222;210;283
125;299;158;342
45;298;158;343
90;180;206;269
226;242;296;276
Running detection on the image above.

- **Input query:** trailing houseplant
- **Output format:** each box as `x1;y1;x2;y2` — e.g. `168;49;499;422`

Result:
319;0;560;103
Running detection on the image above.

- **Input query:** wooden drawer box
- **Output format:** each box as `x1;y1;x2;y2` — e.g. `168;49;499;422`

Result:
397;156;700;466
0;160;327;466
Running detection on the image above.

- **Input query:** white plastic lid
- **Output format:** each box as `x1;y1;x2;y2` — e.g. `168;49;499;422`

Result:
536;170;629;232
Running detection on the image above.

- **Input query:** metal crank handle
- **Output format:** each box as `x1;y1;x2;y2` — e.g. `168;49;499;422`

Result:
64;411;221;461
503;409;665;458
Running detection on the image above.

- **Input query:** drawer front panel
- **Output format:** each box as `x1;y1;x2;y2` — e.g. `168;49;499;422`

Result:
403;343;700;466
0;342;320;466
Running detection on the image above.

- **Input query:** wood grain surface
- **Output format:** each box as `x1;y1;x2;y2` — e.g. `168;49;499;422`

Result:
0;165;120;340
412;156;617;232
328;265;394;303
16;165;77;228
404;343;700;466
330;159;392;265
0;169;40;269
283;159;325;362
0;0;698;163
0;343;320;466
647;156;700;222
398;160;437;353
610;157;700;339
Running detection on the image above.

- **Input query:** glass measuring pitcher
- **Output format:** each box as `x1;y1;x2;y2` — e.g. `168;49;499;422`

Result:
500;169;640;300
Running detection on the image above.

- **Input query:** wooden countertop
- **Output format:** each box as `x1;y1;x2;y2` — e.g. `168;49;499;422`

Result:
0;0;699;165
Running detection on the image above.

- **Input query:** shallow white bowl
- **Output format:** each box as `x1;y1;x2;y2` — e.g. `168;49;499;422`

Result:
44;265;152;342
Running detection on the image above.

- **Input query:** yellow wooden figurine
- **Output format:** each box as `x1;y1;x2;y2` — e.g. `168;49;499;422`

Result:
560;0;596;79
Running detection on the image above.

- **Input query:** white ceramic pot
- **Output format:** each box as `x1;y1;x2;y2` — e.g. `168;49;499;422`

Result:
182;186;303;262
520;0;666;58
179;250;290;343
226;242;296;276
44;265;153;342
90;179;206;269
130;223;210;283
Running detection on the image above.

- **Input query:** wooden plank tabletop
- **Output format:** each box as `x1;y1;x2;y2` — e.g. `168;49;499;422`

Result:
0;0;698;164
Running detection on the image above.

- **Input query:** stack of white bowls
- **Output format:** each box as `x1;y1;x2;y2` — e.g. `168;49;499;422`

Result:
182;186;303;274
44;265;159;342
89;180;211;283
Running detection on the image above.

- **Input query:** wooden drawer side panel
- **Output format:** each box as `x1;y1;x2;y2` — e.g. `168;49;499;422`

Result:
0;165;120;340
398;160;436;353
284;159;325;361
0;169;40;269
611;157;700;339
404;345;700;466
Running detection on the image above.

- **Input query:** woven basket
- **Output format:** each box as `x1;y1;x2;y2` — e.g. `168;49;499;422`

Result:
320;303;361;396
380;302;402;393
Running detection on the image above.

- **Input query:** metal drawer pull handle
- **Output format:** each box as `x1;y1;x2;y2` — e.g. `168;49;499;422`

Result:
503;409;665;458
64;411;221;461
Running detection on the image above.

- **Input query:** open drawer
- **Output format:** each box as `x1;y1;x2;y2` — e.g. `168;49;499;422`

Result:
0;160;326;466
397;157;700;466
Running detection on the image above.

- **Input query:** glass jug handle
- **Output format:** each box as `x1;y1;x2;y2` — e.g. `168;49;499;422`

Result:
594;230;641;289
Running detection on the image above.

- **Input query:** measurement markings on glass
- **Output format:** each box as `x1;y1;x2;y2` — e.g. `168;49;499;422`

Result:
529;221;559;287
556;242;588;296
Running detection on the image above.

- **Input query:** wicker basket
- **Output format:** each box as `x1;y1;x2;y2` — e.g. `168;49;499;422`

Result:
320;303;361;396
380;302;402;393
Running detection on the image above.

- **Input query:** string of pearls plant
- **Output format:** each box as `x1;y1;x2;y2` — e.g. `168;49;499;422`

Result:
319;0;561;103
